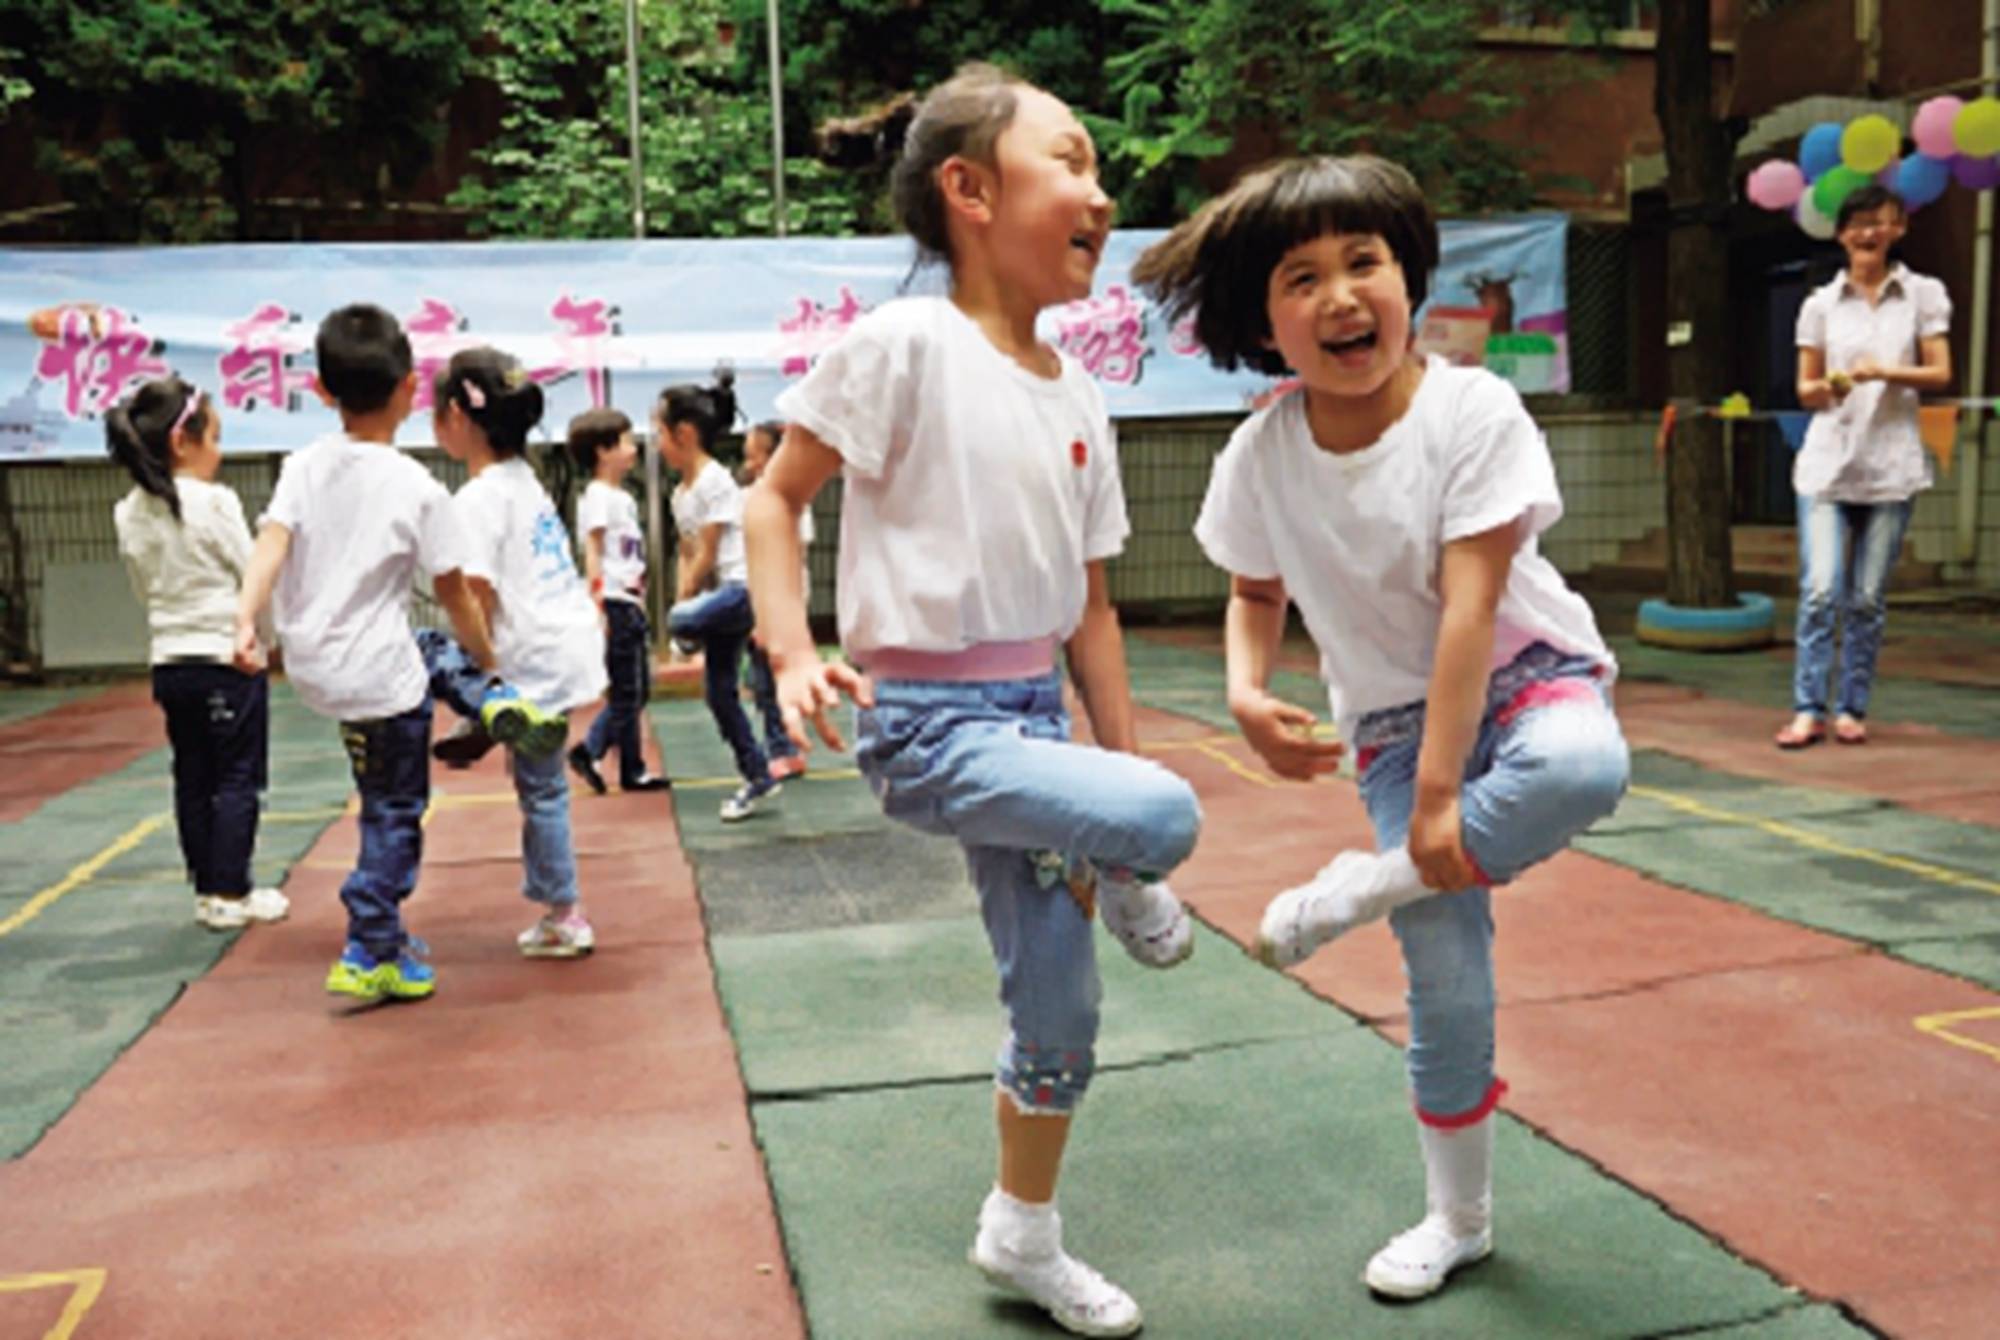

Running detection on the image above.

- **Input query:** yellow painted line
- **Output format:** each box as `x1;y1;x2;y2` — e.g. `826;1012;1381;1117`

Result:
1914;1006;2000;1065
0;1267;107;1338
1629;784;2000;899
1186;739;1280;788
0;816;167;940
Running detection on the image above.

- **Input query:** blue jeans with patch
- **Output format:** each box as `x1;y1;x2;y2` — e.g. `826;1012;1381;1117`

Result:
1792;494;1913;720
1354;649;1628;1121
668;582;770;786
152;663;268;896
338;701;432;962
855;671;1202;1114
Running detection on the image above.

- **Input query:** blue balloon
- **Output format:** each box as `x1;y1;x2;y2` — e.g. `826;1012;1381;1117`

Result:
1896;153;1952;208
1800;122;1844;180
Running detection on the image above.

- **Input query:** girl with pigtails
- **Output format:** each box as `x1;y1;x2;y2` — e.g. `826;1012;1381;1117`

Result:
109;378;289;932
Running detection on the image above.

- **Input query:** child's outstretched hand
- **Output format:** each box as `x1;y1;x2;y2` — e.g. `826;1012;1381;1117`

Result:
1409;792;1479;892
232;619;266;674
1231;689;1344;781
777;651;873;754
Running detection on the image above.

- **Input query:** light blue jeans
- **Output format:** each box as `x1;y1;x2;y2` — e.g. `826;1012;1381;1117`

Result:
1792;494;1913;720
511;743;579;908
855;671;1202;1114
1354;647;1628;1123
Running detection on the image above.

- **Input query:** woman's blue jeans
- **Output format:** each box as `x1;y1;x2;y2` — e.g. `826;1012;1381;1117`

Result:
668;583;770;786
855;671;1202;1114
1355;655;1627;1123
1792;494;1913;720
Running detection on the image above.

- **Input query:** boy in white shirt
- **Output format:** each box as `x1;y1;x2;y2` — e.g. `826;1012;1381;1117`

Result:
565;407;671;794
235;304;562;1002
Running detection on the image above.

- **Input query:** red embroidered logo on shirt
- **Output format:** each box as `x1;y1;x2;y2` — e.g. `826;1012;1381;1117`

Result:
1071;439;1088;468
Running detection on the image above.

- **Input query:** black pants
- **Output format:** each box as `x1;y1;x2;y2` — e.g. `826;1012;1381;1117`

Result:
152;663;269;896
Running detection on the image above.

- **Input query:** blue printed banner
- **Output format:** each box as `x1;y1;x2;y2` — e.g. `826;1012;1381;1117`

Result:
0;216;1566;461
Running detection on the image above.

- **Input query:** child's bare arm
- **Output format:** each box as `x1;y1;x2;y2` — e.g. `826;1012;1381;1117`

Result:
233;521;291;671
1065;562;1136;754
677;525;722;600
434;568;498;671
582;528;606;608
1225;574;1342;780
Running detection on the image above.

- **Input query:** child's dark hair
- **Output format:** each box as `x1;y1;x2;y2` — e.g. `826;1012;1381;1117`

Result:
567;407;633;473
1131;156;1439;378
434;347;546;457
1836;183;1905;232
657;367;739;453
748;419;785;445
315;304;413;415
104;377;212;521
890;62;1030;269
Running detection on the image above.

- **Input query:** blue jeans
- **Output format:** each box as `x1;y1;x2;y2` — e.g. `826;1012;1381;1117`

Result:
1354;650;1627;1121
745;641;799;763
1792;494;1913;719
416;628;576;906
152;663;268;896
856;671;1203;1113
337;702;432;961
668;582;770;786
584;600;654;785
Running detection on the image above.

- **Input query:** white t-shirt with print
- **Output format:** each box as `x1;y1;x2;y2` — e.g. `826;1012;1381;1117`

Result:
264;433;471;722
774;296;1128;658
672;460;748;586
115;476;255;664
1194;357;1610;740
576;479;647;605
455;457;607;714
1794;263;1952;503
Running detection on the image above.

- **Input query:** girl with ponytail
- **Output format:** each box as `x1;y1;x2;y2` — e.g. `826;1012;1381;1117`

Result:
109;378;288;931
660;367;780;823
425;347;608;959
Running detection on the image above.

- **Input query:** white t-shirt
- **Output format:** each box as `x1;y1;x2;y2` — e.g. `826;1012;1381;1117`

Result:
576;479;647;605
265;433;470;721
114;477;255;664
1794;262;1952;503
774;296;1128;657
1194;357;1610;739
455;458;608;714
672;460;748;586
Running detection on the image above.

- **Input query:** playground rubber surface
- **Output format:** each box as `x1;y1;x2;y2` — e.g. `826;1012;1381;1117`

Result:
3;616;1997;1337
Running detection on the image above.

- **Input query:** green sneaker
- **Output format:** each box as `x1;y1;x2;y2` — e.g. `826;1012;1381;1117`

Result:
325;940;437;1001
479;685;568;761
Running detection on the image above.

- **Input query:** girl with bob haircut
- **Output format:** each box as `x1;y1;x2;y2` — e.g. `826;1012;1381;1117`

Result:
743;61;1201;1339
1135;155;1629;1301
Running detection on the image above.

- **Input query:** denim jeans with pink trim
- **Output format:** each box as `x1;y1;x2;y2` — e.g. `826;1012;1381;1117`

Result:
1354;644;1628;1121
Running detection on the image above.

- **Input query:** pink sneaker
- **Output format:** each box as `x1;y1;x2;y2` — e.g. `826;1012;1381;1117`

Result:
517;908;595;958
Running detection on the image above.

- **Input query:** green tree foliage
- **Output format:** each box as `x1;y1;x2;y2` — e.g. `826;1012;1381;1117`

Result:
452;0;861;239
0;0;481;241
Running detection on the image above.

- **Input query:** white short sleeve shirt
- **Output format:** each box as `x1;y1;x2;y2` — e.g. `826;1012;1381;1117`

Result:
1194;358;1610;738
774;296;1128;658
454;458;607;713
264;434;471;722
115;476;255;664
671;460;748;586
576;479;647;605
1794;263;1952;503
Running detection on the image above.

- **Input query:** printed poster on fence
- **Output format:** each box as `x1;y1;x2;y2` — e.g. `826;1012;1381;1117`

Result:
0;216;1566;460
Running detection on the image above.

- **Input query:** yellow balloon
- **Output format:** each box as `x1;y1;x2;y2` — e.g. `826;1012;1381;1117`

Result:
1955;97;2000;158
1841;115;1900;173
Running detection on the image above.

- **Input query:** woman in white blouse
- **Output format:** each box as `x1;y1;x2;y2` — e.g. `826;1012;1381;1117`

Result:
1778;185;1952;749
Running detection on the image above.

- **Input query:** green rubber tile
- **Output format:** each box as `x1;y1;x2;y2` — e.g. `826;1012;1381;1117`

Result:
1124;636;1322;733
1612;750;1885;829
752;1036;1803;1340
1889;930;2000;988
693;827;975;936
712;916;1335;1095
0;984;197;1158
1697;1304;1875;1338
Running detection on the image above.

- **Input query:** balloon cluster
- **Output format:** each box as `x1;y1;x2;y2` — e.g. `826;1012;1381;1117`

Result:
1744;97;2000;238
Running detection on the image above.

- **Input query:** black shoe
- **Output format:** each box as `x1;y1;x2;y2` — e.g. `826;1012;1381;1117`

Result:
567;744;608;796
621;773;672;792
433;719;497;769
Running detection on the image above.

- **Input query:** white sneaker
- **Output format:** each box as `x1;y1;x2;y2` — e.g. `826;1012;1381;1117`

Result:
970;1217;1141;1338
1253;848;1425;968
194;887;290;931
719;778;781;823
1099;875;1193;968
1363;1213;1492;1299
517;908;595;958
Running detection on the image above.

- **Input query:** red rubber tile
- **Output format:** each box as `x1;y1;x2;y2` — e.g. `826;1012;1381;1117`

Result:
0;681;161;822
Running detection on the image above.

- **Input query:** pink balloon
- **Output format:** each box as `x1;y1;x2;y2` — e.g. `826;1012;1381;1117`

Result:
1914;97;1964;159
1954;153;2000;190
1747;160;1806;211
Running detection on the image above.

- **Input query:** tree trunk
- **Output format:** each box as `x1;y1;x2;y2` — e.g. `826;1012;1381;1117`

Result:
1656;0;1738;607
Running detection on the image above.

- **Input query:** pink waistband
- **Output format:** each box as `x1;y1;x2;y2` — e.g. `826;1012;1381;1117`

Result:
861;637;1058;682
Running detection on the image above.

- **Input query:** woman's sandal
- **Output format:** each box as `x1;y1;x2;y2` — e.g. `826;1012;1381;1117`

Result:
1833;716;1869;745
1774;718;1826;750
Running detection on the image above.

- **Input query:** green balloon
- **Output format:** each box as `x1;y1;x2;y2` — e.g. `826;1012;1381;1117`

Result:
1812;165;1873;218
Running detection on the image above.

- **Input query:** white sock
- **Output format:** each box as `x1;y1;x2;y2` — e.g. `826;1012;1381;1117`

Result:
981;1187;1060;1257
1418;1115;1494;1237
